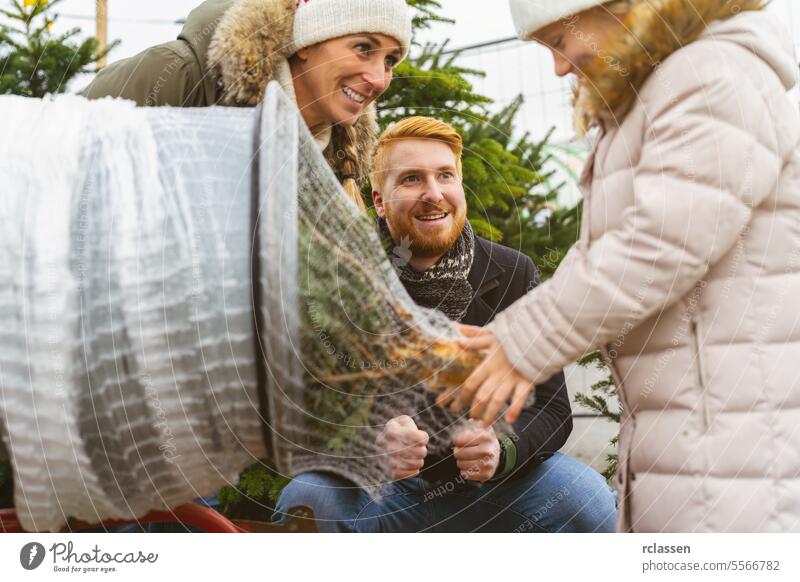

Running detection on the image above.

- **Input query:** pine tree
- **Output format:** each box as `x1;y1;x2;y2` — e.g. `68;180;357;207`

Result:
0;0;116;97
574;352;619;481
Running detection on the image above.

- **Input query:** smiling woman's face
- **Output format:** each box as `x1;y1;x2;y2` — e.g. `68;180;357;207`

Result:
290;33;402;131
533;7;624;77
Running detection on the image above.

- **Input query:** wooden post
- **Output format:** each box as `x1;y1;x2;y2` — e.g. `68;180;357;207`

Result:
96;0;108;69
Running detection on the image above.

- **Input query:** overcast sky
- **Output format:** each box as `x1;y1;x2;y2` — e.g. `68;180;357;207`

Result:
51;0;800;54
52;0;518;55
49;0;800;147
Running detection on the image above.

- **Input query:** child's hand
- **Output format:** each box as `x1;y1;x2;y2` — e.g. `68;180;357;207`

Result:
437;324;534;426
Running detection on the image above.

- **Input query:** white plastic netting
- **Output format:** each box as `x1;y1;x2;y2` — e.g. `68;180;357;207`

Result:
0;93;267;532
0;84;486;532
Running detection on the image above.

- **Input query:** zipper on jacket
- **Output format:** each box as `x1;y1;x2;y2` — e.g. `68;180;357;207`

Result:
600;347;627;410
690;319;712;431
599;346;634;532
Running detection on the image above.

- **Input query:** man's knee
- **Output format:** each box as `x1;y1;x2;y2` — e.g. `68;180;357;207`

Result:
514;453;618;533
272;472;365;533
541;454;617;532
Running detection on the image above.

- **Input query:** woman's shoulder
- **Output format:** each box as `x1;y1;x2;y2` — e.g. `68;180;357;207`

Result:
651;11;796;94
82;41;206;107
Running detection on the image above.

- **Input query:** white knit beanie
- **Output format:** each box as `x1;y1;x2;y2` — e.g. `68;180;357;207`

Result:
293;0;413;59
509;0;608;40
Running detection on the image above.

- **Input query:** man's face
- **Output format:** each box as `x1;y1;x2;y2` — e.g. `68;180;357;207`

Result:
373;138;467;259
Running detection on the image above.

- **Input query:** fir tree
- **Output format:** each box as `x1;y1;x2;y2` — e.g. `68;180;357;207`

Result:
574;352;620;481
0;0;116;97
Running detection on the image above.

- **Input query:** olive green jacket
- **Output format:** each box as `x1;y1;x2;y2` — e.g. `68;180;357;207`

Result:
83;0;234;107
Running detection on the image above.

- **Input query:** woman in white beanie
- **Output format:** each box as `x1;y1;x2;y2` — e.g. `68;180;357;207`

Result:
84;0;412;208
444;0;800;532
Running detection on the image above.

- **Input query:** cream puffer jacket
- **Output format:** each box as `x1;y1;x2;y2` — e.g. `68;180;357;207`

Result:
491;1;800;532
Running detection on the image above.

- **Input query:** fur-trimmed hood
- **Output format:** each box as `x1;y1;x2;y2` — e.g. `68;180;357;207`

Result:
574;0;793;132
192;0;377;185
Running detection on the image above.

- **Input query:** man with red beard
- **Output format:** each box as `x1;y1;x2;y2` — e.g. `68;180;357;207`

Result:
272;117;616;532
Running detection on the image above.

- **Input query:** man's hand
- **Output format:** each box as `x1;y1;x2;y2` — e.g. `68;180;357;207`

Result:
376;415;429;481
452;424;501;483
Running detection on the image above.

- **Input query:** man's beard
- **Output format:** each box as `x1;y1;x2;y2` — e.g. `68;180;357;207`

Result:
384;201;467;259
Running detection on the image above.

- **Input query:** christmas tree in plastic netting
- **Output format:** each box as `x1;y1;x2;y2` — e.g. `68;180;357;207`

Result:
256;84;484;495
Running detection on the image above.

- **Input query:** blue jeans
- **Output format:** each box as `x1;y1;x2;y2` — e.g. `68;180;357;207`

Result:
272;452;617;533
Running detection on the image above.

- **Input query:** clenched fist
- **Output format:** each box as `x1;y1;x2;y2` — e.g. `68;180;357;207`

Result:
452;423;501;483
376;415;429;481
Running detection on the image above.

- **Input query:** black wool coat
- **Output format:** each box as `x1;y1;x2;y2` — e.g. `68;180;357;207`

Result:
410;236;573;483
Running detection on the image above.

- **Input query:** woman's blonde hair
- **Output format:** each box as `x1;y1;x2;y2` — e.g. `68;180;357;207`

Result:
572;0;765;133
602;0;635;16
335;125;367;210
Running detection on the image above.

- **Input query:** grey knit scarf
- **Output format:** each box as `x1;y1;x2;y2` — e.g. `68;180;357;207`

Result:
378;217;475;321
